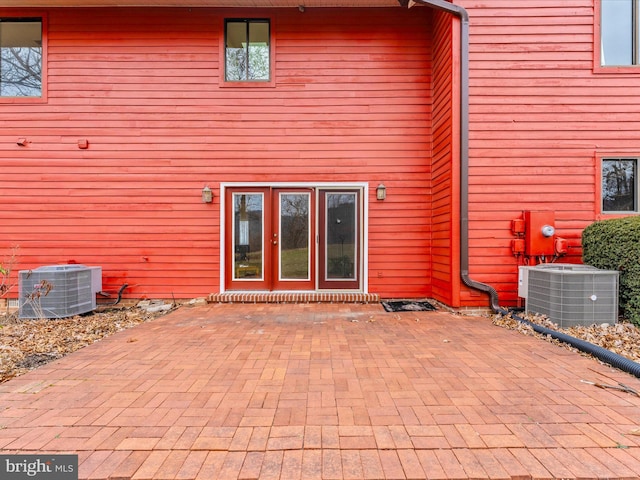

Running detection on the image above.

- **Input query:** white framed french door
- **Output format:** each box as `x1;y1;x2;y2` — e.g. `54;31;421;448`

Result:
222;184;366;292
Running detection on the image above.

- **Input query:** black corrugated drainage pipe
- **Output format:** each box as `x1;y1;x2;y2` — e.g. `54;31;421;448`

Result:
510;311;640;379
406;0;640;379
409;0;500;312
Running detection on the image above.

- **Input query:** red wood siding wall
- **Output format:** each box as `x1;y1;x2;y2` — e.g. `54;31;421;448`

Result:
460;0;640;306
0;7;435;300
429;9;456;307
365;10;433;298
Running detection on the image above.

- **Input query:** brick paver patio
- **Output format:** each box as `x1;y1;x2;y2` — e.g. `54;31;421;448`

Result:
1;303;640;479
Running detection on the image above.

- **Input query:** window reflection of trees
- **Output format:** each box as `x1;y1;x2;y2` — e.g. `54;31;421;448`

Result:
327;194;356;279
234;194;263;248
280;194;309;279
603;159;636;212
234;194;263;276
281;194;309;250
1;48;41;96
225;20;269;81
226;45;268;81
0;20;42;97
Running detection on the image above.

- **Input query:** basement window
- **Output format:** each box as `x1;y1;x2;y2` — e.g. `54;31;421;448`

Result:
600;0;640;66
224;19;270;82
0;18;42;97
602;158;638;212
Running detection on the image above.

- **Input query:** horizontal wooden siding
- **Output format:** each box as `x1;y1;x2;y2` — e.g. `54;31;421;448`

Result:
0;7;434;300
429;9;456;306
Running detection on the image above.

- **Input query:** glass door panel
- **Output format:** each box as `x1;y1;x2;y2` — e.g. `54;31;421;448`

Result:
273;189;315;290
233;193;264;280
326;193;356;279
225;188;271;291
319;190;360;290
279;192;310;280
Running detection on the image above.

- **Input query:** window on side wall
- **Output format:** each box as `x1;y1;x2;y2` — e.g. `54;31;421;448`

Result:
0;18;43;97
601;0;639;66
602;158;638;213
225;19;270;82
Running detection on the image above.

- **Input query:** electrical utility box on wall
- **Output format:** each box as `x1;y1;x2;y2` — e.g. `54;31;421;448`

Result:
524;264;619;327
524;210;555;256
19;265;102;319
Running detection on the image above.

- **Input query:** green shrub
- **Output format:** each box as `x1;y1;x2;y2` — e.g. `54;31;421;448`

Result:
582;216;640;324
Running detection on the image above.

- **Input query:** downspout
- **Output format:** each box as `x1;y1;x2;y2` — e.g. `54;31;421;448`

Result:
409;0;502;312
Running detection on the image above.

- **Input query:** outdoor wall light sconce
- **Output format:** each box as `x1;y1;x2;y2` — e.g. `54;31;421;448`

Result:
298;5;305;12
202;185;213;203
16;138;27;146
376;183;387;201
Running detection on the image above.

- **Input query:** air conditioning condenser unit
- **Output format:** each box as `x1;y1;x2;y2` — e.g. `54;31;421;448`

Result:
522;264;618;328
19;265;102;319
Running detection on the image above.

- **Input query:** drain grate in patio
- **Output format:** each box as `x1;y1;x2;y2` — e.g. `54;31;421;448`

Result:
381;300;436;312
